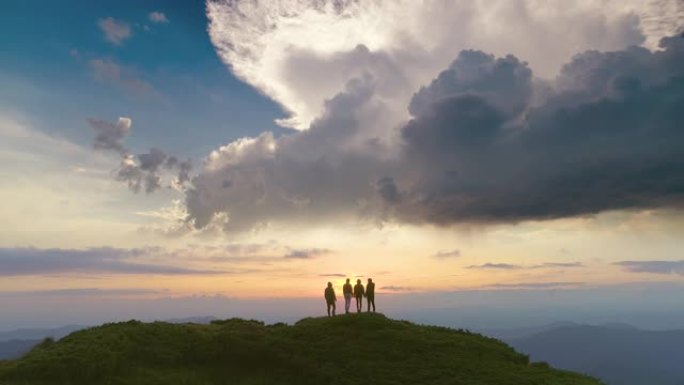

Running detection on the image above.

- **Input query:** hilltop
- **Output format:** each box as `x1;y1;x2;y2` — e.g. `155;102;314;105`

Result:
0;313;600;385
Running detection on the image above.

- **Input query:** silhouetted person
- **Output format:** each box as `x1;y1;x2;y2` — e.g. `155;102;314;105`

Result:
324;282;337;317
343;278;353;314
366;278;375;312
354;279;365;313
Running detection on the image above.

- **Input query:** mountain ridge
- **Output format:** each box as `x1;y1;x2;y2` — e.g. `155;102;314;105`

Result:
0;313;599;385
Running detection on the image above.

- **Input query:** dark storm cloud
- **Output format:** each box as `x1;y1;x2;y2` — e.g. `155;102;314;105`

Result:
409;50;533;117
615;260;684;275
0;247;226;276
381;34;684;225
182;34;684;232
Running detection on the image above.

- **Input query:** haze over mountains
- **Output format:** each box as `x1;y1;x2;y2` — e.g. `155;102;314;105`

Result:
492;324;684;385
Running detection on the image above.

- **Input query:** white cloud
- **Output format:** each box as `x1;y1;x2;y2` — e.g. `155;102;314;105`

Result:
97;17;132;45
207;0;676;130
148;11;169;24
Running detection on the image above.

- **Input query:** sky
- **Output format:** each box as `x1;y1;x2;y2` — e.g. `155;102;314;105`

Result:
1;0;683;331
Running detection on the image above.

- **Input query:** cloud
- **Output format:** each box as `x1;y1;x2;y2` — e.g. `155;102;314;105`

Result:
97;17;131;45
181;3;684;233
468;263;522;270
207;0;678;130
484;282;585;289
88;58;155;96
380;286;413;292
379;35;684;225
534;262;584;269
283;248;331;260
87;117;192;193
319;273;346;278
434;249;461;259
185;76;391;230
148;12;169;24
468;262;584;270
0;247;227;277
87;117;131;155
615;260;684;275
0;288;163;297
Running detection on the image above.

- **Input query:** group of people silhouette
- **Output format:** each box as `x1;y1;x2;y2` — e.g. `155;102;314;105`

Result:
324;278;375;316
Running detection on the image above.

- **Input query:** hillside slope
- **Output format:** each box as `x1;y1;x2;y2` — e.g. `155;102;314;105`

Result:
0;313;600;385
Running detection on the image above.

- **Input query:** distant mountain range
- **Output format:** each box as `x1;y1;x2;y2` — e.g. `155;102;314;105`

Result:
0;339;41;360
0;325;87;360
0;325;86;342
484;323;684;385
0;317;217;360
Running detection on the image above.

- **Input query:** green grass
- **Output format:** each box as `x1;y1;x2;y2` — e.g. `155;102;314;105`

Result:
0;314;601;385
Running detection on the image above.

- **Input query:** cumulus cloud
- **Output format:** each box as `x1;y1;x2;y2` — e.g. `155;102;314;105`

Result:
185;76;394;230
148;11;169;23
87;117;192;193
0;247;226;276
176;3;684;233
184;33;684;231
381;35;684;225
615;260;684;275
97;17;131;45
206;0;679;130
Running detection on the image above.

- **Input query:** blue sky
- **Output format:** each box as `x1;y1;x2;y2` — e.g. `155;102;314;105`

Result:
1;0;285;160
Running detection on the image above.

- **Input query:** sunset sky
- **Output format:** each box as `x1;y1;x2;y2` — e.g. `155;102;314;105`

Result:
1;0;683;330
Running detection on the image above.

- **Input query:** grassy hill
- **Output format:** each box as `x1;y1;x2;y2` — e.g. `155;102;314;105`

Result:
0;313;600;385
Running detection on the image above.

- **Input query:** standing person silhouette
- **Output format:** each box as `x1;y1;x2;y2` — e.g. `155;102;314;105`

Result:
354;279;365;313
343;278;353;314
324;282;337;317
366;278;376;312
